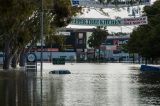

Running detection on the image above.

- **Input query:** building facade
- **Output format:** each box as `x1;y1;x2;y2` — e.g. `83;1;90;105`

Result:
59;28;94;61
32;28;134;62
105;34;131;61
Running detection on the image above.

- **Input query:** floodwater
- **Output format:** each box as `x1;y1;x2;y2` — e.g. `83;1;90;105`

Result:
0;63;160;106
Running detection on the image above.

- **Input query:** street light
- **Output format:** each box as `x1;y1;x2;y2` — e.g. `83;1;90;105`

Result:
40;0;43;77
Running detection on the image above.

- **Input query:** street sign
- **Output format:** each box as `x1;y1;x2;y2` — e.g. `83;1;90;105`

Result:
70;16;148;26
26;53;37;71
70;0;79;6
52;58;65;65
27;53;36;62
70;0;150;8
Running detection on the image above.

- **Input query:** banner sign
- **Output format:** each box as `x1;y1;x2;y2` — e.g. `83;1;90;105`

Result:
71;18;122;26
122;16;148;26
70;0;150;8
70;16;148;26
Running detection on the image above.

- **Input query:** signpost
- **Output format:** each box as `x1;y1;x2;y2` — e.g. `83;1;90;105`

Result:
70;16;148;26
70;0;150;8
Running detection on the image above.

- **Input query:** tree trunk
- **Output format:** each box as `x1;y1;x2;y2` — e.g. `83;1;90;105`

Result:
138;55;141;64
99;48;100;62
3;54;11;70
12;48;26;68
94;48;96;61
19;49;25;67
11;55;18;69
145;57;147;65
3;39;11;70
132;53;135;63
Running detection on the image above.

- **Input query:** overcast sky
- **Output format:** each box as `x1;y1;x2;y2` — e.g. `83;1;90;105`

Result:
67;0;156;33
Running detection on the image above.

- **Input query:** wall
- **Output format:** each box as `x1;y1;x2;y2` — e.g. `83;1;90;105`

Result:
34;52;76;61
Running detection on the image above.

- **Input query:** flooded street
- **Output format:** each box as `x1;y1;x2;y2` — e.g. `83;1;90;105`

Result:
0;63;160;106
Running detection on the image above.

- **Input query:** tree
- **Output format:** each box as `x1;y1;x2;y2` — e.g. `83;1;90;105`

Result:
88;27;109;61
127;0;160;63
45;34;65;51
0;0;81;69
0;0;38;69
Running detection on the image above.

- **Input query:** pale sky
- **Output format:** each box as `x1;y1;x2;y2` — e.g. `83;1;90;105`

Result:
67;0;156;33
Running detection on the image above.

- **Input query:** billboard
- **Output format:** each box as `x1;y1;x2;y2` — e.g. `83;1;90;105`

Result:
122;16;148;25
70;16;148;26
106;45;117;50
70;0;150;8
106;39;129;45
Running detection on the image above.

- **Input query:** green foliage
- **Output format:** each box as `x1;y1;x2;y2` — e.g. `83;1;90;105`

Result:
0;0;81;47
127;0;160;59
0;0;81;69
88;27;108;48
52;58;65;65
45;34;65;51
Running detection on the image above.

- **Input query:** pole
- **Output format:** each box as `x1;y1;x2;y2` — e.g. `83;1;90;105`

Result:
40;2;43;106
121;26;122;33
40;0;43;77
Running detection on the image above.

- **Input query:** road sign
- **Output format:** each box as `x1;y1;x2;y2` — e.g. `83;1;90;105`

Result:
27;53;36;62
70;0;150;8
70;16;148;26
26;53;37;71
70;0;79;6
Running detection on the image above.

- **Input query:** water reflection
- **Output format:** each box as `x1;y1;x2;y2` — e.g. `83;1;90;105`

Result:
0;71;29;106
0;63;160;106
138;72;160;105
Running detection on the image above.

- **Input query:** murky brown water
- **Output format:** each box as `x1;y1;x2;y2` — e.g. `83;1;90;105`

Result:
0;63;160;106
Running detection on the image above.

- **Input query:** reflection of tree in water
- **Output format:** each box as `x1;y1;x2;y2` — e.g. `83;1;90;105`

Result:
24;72;65;106
138;72;160;105
0;70;67;106
48;76;64;106
25;72;40;106
0;71;29;106
0;71;46;106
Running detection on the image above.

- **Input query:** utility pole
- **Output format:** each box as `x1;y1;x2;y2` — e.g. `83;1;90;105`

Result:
40;2;43;106
40;0;43;77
